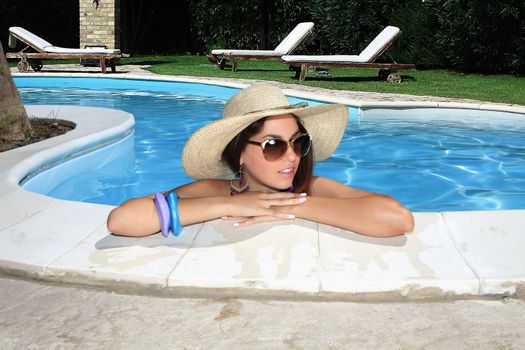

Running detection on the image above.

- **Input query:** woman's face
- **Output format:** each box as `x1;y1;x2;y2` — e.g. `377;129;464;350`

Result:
240;113;301;192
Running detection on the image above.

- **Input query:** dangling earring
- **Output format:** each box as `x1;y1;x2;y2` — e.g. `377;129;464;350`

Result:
230;164;249;195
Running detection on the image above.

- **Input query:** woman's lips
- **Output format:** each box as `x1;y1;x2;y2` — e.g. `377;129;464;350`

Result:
278;167;296;177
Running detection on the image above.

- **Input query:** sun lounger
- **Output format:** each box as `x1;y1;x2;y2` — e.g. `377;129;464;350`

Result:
281;26;415;83
209;22;314;71
6;27;128;73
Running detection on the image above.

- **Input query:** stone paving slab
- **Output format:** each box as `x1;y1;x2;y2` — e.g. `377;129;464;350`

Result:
168;219;320;293
318;213;479;296
443;210;525;295
46;223;201;287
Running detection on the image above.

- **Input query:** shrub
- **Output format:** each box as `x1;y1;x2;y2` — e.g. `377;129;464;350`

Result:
428;0;525;74
188;0;311;53
308;0;403;54
387;0;443;68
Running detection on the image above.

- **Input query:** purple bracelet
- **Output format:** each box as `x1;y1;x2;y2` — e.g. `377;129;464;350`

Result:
154;192;171;237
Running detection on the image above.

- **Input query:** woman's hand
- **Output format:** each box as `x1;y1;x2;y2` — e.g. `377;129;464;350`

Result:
221;191;307;225
221;215;285;227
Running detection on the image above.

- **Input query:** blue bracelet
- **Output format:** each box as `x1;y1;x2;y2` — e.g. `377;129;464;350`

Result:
154;192;171;238
167;191;183;236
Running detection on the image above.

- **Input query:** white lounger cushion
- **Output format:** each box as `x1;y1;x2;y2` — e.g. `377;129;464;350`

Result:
212;22;314;56
359;26;400;61
9;27;53;50
45;46;121;54
282;55;364;63
9;26;121;54
211;49;280;56
282;26;401;64
273;22;314;54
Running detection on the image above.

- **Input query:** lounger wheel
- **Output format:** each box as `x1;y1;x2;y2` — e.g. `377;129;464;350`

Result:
387;72;402;84
17;59;30;73
29;59;43;72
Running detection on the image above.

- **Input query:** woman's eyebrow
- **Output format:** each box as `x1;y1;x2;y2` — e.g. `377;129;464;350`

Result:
263;131;301;139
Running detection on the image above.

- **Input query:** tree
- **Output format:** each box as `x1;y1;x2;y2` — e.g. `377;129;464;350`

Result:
0;41;32;150
260;0;272;49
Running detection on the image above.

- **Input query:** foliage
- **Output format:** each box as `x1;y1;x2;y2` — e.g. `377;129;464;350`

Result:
387;0;443;68
188;0;311;53
308;0;403;54
427;0;525;74
188;0;260;52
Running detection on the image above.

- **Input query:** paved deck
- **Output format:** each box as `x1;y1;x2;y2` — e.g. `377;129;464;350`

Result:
2;64;525;301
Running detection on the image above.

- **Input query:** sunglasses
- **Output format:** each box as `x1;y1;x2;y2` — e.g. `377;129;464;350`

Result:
246;133;311;162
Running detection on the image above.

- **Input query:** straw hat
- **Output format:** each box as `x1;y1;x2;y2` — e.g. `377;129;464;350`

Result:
182;84;349;179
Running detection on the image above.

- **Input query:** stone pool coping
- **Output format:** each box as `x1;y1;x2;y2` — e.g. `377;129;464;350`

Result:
1;73;525;301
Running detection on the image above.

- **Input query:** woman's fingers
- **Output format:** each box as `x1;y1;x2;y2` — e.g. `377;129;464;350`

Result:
234;215;286;227
260;192;307;200
227;191;307;218
220;216;247;222
263;195;307;207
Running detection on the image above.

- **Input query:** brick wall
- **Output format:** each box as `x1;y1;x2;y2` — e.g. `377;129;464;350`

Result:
79;0;120;49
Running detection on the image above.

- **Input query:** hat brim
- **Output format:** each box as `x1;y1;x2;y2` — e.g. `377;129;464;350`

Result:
182;103;349;179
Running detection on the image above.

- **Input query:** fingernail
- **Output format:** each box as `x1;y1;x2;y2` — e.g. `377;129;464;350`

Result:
298;197;306;202
288;214;295;219
233;223;239;227
299;193;307;197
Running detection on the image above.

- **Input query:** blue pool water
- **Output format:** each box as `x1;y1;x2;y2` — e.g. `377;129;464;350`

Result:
15;77;525;212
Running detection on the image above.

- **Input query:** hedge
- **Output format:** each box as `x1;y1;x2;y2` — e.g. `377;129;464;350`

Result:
189;0;524;74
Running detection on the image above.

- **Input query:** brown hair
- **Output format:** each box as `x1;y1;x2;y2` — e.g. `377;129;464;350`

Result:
221;116;314;194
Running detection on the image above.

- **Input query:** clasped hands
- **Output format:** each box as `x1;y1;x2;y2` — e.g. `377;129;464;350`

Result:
220;191;307;227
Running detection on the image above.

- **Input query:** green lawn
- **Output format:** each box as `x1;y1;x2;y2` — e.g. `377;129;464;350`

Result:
130;55;525;105
9;55;525;105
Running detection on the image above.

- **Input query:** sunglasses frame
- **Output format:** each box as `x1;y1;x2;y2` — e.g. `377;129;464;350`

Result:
246;133;311;161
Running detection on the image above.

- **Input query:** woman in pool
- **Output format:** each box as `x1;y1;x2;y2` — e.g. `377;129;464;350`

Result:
107;84;414;238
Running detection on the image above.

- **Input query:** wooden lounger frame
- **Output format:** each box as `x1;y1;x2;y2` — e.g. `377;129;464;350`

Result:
6;51;123;74
288;61;416;82
213;55;284;72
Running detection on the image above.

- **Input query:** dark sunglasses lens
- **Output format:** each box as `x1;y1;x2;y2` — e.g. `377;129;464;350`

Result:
294;135;311;157
263;140;288;161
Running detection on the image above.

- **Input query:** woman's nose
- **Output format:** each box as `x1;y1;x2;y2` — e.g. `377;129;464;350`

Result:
282;143;298;162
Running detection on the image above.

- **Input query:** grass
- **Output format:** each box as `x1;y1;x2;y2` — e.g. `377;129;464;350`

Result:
9;55;525;105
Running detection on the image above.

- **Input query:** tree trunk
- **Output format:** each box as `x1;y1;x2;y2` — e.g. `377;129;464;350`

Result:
0;41;33;148
260;0;272;50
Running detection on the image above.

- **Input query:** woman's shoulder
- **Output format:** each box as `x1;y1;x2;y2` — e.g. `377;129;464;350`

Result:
175;179;230;198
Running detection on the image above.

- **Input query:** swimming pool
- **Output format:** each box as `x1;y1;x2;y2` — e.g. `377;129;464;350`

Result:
15;77;525;212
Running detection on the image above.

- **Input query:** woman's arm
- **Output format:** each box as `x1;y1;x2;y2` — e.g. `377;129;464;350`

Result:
107;180;307;237
288;177;414;237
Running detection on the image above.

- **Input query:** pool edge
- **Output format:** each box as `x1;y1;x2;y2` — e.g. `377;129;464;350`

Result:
2;76;525;301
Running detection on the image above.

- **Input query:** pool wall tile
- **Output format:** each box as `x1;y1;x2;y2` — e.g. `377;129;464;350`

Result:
318;212;480;296
168;219;320;292
46;223;202;286
442;210;525;295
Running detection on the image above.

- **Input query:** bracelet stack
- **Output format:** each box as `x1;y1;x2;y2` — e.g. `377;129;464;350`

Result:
154;191;183;237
